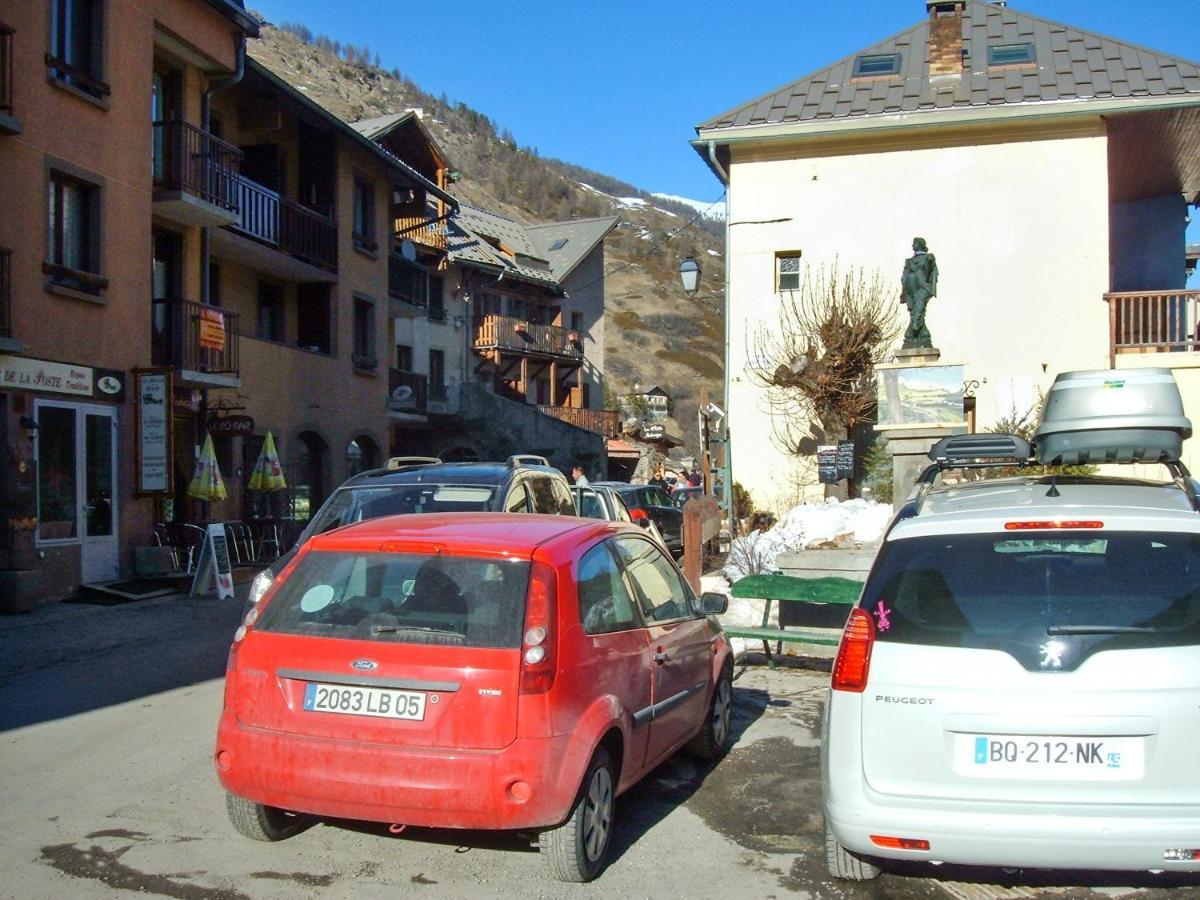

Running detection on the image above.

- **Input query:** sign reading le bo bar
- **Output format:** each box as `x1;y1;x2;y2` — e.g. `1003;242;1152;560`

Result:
0;355;93;396
208;415;254;436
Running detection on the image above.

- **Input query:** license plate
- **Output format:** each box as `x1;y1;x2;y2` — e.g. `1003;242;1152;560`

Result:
303;682;426;720
954;734;1144;780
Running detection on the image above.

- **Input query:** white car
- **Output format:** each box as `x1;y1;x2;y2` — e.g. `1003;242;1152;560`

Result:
823;386;1200;880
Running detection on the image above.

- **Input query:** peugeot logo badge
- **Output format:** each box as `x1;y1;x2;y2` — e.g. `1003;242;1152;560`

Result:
351;658;378;671
1038;640;1065;669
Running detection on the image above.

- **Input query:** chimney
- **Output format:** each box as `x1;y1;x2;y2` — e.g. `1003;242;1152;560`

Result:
926;1;965;77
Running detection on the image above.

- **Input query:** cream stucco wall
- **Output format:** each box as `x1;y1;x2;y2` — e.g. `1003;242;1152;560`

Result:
725;124;1112;512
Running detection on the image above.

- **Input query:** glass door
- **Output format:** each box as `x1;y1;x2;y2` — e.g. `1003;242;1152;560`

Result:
82;409;117;583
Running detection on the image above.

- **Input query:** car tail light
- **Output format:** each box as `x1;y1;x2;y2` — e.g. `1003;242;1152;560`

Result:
870;835;930;851
1004;520;1103;530
1163;849;1200;861
520;561;558;694
629;507;648;522
832;607;874;692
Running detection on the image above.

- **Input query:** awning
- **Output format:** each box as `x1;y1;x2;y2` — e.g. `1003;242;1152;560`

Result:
607;438;641;460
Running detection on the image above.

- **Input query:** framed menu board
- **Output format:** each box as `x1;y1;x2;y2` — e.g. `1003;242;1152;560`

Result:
134;368;174;495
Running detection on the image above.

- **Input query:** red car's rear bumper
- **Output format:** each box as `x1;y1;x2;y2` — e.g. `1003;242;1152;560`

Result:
215;711;578;830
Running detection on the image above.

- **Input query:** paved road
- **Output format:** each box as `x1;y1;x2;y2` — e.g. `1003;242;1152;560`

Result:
1;594;1198;899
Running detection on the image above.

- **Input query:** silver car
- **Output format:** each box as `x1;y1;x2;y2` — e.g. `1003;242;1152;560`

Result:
823;436;1200;879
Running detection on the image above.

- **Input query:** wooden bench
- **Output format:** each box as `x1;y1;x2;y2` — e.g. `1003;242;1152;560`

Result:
724;573;862;668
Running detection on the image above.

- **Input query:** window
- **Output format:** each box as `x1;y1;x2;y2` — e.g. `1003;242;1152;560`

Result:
296;283;331;354
505;484;530;513
388;255;427;307
578;542;640;635
615;536;694;623
207;262;221;306
571;311;584;333
352;177;376;252
47;170;104;295
429;349;446;400
479;292;502;317
256;282;285;342
428;274;445;321
776;251;801;292
549;238;568;251
48;0;108;100
988;43;1036;66
395;344;413;371
353;297;376;369
506;295;528;320
852;53;901;78
37;405;78;540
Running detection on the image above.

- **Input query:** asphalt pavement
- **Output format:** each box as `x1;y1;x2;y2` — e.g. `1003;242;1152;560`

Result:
1;589;1198;898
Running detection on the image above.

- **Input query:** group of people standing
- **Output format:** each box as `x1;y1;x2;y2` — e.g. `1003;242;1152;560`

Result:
569;463;703;492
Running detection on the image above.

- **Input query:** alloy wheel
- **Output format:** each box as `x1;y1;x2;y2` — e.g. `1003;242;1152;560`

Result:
582;765;613;862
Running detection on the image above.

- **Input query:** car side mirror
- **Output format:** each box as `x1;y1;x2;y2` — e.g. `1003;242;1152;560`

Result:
699;591;728;615
636;518;652;529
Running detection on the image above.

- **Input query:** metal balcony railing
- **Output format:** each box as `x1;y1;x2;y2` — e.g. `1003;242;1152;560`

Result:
0;249;10;339
388;368;428;414
1105;290;1200;364
230;176;338;271
152;120;241;210
0;25;13;119
388;253;427;307
537;405;621;437
151;298;239;377
473;314;582;359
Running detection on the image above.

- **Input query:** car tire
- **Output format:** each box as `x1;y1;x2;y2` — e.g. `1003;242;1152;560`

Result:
824;820;881;881
226;792;308;842
686;667;734;761
539;747;615;883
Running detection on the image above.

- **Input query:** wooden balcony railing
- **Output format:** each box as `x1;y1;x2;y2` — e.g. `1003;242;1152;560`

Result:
151;298;239;378
537;405;621;437
230;176;337;271
0;25;14;118
388;253;427;307
388;368;428;414
1106;290;1200;364
0;249;10;339
473;314;583;360
395;200;447;251
152;120;241;210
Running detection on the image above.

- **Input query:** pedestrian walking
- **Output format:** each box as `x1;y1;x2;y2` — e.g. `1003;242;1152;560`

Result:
648;465;668;491
571;465;589;486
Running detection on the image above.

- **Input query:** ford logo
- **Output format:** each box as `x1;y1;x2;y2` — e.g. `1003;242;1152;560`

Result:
351;659;377;671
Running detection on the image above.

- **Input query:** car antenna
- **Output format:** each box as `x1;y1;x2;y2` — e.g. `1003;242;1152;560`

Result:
1045;474;1061;498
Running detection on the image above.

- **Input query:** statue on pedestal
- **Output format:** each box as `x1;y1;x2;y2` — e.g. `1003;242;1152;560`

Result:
900;237;938;350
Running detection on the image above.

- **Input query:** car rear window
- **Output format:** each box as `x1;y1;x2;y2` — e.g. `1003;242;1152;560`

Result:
302;484;497;539
863;531;1200;666
256;551;529;648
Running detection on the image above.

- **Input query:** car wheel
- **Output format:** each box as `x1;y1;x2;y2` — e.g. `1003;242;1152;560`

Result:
824;820;881;881
540;747;615;883
226;792;308;842
687;667;734;760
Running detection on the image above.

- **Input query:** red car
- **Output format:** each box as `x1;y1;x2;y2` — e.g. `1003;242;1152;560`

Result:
216;513;733;882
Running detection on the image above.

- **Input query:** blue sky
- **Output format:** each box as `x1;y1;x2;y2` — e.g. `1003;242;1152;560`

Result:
251;0;1197;207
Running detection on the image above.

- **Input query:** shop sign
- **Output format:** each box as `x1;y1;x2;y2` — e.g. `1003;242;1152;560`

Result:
199;307;227;352
641;424;665;441
93;368;127;403
0;354;93;397
136;369;173;494
208;414;255;436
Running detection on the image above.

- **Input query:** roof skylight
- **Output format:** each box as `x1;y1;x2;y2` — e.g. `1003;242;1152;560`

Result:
852;53;901;78
988;43;1036;66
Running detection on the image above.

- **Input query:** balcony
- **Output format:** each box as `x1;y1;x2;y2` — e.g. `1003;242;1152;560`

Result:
0;248;17;352
0;25;19;134
388;368;428;419
152;120;241;227
219;176;338;276
1106;290;1200;364
388;253;427;312
473;314;583;361
152;298;240;387
395;200;447;251
537;405;621;437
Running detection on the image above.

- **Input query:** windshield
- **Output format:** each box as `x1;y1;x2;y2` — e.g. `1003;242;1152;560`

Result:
863;530;1200;669
298;484;498;543
256;551;529;648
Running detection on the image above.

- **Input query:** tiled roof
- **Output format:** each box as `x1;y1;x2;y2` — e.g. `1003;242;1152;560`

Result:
698;0;1200;133
446;205;560;290
525;216;619;282
350;111;415;140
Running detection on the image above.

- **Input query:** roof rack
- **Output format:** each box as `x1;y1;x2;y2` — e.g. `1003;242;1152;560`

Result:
385;456;441;470
508;454;550;468
917;433;1032;484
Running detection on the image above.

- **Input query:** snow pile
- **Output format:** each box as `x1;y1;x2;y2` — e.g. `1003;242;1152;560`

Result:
724;497;891;582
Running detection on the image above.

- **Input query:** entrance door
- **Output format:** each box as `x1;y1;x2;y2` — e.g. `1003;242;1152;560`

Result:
35;401;119;584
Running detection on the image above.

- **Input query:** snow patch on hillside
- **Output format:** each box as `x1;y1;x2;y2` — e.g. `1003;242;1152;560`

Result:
651;192;726;222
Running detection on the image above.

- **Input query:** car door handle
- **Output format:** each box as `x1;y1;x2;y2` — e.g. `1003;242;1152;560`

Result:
652;651;669;664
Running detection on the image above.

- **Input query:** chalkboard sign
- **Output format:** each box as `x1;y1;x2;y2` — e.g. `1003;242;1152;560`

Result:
189;523;235;599
836;440;855;480
817;445;839;484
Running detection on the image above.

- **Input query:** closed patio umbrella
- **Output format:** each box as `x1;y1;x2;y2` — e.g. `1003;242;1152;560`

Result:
187;433;227;502
248;431;287;493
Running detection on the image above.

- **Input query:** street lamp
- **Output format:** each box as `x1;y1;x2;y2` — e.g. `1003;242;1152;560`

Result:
679;256;701;296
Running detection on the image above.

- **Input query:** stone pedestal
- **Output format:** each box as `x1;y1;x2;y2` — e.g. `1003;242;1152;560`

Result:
875;347;967;510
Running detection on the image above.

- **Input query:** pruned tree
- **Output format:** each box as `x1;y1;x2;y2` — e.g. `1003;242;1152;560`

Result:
748;262;901;493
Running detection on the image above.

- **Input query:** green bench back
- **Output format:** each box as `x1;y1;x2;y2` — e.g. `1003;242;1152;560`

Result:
730;573;862;605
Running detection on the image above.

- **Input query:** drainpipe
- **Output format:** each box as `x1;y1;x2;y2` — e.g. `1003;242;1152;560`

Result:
708;140;735;537
200;36;246;306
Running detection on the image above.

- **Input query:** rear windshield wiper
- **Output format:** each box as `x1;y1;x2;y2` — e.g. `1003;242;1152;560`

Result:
370;624;462;637
1046;625;1158;635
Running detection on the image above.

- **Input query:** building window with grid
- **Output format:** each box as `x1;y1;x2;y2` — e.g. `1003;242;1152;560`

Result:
396;343;413;371
46;170;105;295
353;297;376;369
352;177;376;253
257;282;285;342
48;0;109;100
429;349;446;401
775;251;802;292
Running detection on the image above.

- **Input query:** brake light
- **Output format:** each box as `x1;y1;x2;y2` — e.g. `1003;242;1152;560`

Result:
870;835;930;851
520;561;558;694
832;608;874;692
1004;520;1103;530
629;508;648;522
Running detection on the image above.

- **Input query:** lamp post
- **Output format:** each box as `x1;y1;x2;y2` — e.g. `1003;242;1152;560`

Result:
679;256;701;296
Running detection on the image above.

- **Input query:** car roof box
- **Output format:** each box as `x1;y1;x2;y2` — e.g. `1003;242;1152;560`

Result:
1033;369;1192;465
